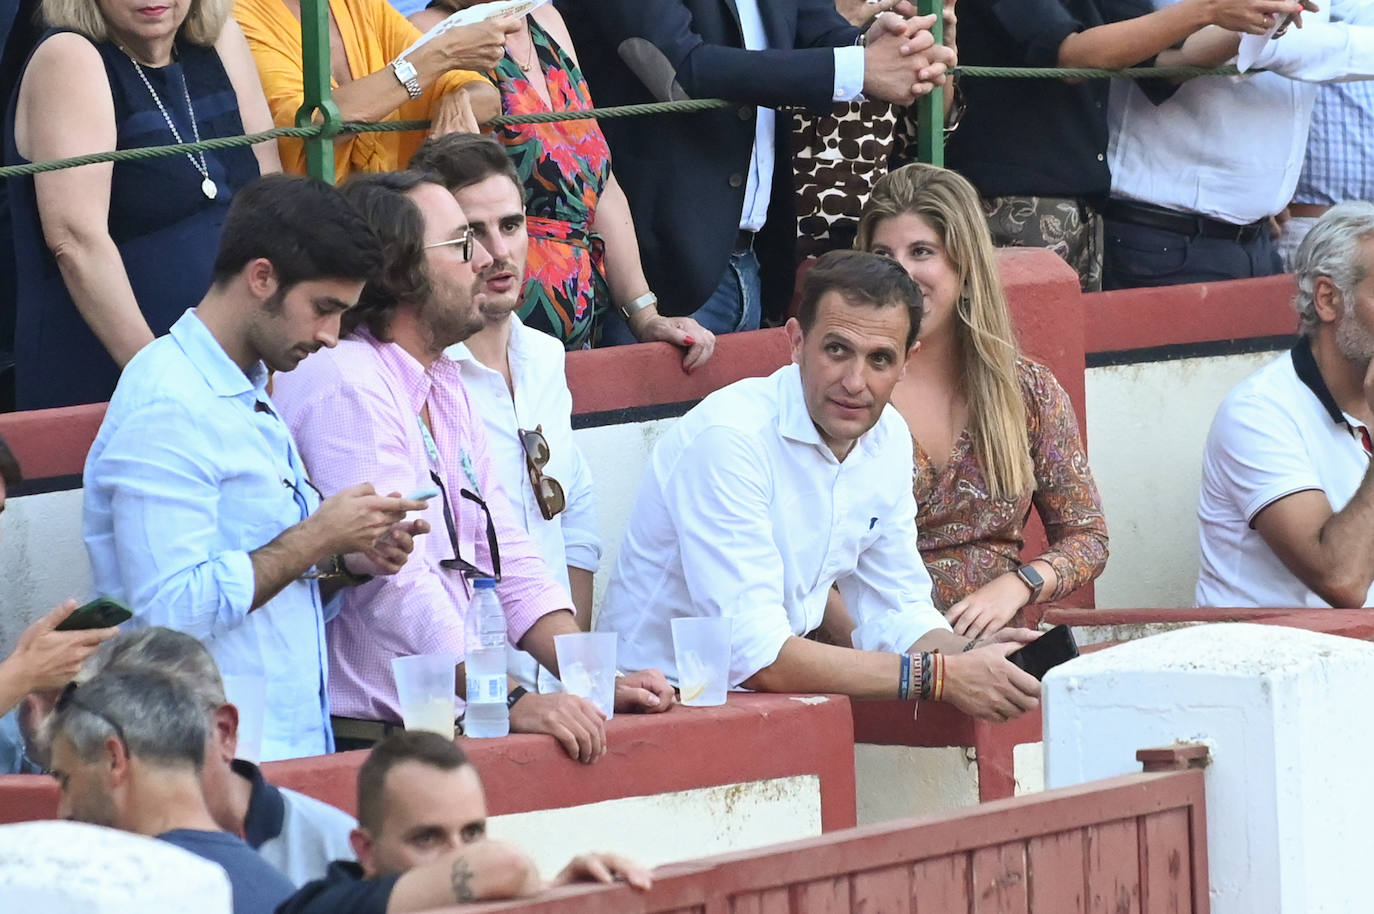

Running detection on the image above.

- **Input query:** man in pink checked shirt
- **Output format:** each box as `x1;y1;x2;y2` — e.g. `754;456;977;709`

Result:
272;171;675;763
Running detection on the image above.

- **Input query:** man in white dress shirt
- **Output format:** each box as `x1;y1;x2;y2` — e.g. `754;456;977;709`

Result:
597;251;1041;722
1103;0;1374;289
408;135;604;691
1197;204;1374;608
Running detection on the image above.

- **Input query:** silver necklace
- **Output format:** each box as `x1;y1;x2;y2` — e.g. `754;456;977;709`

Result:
128;57;217;200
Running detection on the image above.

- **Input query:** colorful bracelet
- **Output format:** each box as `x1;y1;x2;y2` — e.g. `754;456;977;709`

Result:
933;653;946;702
918;651;934;700
898;652;913;700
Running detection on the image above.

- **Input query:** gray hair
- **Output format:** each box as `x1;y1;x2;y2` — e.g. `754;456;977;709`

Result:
1293;201;1374;336
49;670;208;771
90;628;226;712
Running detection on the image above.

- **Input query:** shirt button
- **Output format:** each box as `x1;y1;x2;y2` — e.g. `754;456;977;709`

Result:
729;174;744;188
1097;154;1105;162
738;106;753;120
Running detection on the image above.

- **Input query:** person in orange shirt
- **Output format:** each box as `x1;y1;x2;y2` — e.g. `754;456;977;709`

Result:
235;0;511;180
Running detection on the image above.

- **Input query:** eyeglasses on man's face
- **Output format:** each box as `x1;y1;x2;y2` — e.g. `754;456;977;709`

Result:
519;426;565;521
424;228;477;263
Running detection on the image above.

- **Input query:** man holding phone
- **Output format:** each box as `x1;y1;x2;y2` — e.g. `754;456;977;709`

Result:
83;176;431;762
273;173;674;763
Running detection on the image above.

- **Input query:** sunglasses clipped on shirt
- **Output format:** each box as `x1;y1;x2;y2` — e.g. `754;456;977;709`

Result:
519;426;566;521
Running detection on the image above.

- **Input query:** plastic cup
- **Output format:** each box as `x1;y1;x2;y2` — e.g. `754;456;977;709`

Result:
391;654;457;740
671;617;732;706
554;632;617;719
220;675;267;764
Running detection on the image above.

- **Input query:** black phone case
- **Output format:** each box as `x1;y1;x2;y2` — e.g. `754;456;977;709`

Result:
1008;625;1079;680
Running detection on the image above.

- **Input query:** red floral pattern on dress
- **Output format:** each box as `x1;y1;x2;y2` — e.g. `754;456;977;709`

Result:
490;19;612;349
914;359;1109;610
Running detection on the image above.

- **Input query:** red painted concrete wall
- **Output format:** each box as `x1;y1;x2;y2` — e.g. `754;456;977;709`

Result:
0;693;857;830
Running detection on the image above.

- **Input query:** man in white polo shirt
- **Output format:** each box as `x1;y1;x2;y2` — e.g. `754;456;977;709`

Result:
596;251;1042;722
1197;203;1374;608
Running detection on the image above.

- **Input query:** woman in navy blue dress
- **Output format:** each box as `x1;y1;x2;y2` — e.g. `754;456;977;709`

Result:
5;0;278;409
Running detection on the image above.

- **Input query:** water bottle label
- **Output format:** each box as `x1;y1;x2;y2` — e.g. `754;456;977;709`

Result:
466;674;506;703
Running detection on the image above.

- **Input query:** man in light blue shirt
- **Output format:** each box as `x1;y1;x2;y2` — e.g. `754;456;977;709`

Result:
83;176;429;761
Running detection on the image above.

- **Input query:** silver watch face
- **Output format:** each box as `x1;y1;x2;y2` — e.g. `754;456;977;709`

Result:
393;58;418;82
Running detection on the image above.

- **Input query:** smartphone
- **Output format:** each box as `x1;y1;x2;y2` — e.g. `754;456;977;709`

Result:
403;487;441;502
1007;625;1079;680
55;597;133;632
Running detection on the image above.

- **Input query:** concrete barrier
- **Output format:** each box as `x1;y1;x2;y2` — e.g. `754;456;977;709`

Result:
1044;623;1374;913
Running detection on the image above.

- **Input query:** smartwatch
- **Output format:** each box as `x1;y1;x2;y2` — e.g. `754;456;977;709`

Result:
392;58;422;100
506;685;528;711
1015;564;1045;603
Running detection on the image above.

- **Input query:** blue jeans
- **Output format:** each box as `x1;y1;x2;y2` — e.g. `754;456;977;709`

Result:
598;248;763;346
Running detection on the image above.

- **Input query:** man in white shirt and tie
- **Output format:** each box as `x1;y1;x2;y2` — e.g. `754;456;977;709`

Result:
596;250;1042;722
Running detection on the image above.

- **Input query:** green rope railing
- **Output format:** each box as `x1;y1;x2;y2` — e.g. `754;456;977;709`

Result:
0;63;1258;181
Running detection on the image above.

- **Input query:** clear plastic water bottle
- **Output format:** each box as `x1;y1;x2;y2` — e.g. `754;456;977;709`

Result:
463;577;509;738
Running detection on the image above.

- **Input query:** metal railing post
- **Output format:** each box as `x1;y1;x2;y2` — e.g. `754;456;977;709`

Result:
296;0;340;181
916;0;944;167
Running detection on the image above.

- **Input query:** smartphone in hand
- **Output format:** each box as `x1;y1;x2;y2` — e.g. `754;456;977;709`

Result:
55;597;133;631
1007;625;1079;680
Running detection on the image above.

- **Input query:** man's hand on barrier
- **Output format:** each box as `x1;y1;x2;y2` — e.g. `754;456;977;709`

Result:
614;669;676;714
510;691;608;763
864;13;948;105
941;642;1041;723
552;852;653;891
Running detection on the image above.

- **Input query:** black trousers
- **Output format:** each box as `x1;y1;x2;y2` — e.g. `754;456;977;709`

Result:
1103;217;1284;291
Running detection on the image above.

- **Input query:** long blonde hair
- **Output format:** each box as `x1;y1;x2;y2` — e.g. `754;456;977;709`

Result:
42;0;230;47
857;163;1033;500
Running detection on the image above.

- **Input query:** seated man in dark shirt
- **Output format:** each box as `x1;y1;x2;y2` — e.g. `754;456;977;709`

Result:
279;731;651;913
47;668;296;914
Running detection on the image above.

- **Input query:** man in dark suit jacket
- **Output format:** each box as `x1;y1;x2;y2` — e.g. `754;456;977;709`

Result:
557;0;953;337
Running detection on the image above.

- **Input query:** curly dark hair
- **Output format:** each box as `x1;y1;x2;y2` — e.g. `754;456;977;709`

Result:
337;171;439;340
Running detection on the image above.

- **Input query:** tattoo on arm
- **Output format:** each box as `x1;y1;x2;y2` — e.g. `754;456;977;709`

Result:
450;856;476;903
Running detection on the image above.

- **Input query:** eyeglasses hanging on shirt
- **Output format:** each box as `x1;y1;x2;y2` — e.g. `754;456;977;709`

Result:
427;468;502;581
519;425;566;521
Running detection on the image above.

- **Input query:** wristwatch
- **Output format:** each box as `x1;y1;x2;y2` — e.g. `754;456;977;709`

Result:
1014;564;1045;603
392;58;422;100
506;685;529;711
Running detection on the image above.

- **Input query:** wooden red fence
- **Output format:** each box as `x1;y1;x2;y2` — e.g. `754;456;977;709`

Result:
446;760;1209;914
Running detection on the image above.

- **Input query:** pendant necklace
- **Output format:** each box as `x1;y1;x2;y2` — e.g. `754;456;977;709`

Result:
517;28;537;73
128;55;218;200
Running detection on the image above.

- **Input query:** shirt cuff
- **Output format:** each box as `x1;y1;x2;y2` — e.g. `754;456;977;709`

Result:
563;542;600;574
833;46;865;102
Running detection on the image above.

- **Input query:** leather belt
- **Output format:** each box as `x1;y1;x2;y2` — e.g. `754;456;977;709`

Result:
1105;199;1266;245
1288;203;1331;219
330;715;402;746
734;229;755;252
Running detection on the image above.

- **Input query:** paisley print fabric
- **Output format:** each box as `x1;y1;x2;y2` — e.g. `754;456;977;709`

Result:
490;18;612;349
982;195;1104;293
914;359;1109;610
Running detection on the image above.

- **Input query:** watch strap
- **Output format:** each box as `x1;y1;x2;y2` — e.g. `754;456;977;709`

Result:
618;291;657;321
506;685;529;711
1015;564;1044;602
392;58;422;100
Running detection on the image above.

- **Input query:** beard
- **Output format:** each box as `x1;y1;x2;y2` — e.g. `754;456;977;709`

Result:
421;273;486;349
1335;307;1374;364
